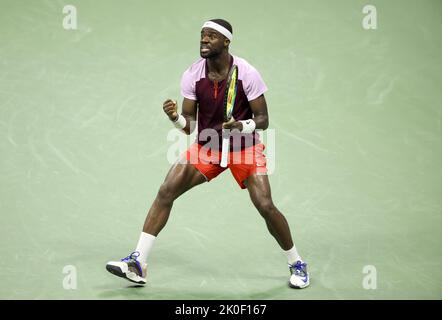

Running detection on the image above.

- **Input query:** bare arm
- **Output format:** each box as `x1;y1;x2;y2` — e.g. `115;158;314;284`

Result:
222;94;269;131
163;98;197;135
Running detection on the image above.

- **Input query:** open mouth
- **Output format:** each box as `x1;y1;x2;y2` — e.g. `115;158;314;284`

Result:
200;47;210;53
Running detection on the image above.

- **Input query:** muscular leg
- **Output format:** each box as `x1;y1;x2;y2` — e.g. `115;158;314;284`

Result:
143;162;206;235
246;174;294;250
105;162;204;283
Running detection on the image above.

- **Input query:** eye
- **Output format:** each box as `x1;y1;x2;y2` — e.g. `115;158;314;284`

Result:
200;32;217;40
209;34;216;40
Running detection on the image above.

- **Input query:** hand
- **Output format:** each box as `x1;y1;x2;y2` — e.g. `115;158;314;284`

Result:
222;117;243;132
163;99;178;121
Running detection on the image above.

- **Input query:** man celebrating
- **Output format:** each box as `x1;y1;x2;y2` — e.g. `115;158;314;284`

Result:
106;19;310;289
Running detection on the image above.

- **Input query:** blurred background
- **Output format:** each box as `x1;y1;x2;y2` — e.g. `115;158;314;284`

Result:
0;0;441;299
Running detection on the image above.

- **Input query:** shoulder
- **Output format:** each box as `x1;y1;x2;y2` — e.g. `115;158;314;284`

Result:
182;58;206;79
232;55;262;80
233;55;268;100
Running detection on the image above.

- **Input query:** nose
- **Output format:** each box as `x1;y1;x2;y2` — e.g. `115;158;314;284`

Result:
201;35;209;43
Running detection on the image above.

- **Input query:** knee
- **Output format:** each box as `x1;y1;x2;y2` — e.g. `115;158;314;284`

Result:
255;199;276;218
157;183;176;205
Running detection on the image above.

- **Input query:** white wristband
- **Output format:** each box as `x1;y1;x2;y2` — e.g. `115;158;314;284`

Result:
239;119;256;133
173;114;186;130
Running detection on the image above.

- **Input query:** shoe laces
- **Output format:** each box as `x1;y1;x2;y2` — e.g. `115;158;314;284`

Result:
121;251;144;276
289;261;307;277
121;251;140;262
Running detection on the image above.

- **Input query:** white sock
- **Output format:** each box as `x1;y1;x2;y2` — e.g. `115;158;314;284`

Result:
284;245;302;265
135;232;156;265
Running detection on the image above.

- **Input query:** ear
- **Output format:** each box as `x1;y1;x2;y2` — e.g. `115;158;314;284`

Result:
224;39;230;47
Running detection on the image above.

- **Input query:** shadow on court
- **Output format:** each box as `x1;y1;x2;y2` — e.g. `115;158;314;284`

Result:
95;284;289;300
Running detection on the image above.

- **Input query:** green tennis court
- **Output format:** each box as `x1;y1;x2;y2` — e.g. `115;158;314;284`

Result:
0;0;441;299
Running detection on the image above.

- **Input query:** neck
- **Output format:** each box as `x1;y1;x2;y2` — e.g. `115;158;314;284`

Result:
206;51;231;74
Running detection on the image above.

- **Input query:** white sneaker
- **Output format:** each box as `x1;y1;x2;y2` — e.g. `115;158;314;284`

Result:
106;251;147;285
288;260;310;289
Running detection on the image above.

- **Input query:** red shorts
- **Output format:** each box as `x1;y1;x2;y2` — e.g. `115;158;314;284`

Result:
183;143;267;189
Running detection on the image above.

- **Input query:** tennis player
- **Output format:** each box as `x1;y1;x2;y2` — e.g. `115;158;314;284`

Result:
106;19;309;289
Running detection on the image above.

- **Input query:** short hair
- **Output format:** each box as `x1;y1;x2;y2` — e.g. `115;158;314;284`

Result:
209;19;233;36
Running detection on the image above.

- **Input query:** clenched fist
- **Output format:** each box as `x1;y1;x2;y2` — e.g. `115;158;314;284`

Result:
163;99;178;121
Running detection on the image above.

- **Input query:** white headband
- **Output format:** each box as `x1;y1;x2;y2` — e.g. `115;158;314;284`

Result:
201;21;233;41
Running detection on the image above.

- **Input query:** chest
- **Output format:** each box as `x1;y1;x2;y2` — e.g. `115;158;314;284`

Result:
195;78;249;119
207;70;229;83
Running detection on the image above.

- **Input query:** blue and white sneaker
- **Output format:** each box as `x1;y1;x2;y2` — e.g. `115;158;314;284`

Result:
288;260;310;289
106;252;147;285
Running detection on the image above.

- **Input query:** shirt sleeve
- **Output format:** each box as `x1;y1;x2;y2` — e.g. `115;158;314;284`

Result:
180;69;197;100
242;67;268;101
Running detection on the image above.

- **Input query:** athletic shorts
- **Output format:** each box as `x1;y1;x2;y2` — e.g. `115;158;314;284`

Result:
183;143;267;189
